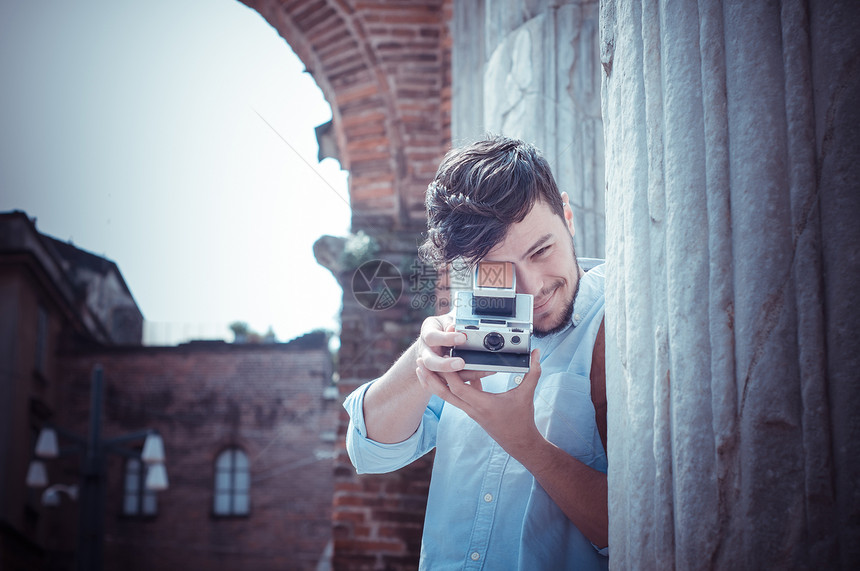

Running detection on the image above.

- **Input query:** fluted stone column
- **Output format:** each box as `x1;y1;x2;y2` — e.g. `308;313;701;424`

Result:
601;0;859;568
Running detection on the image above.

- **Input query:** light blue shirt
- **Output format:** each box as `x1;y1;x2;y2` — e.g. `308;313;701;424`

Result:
344;262;608;570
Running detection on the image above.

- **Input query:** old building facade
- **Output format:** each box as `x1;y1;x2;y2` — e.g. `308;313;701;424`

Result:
54;338;337;571
0;212;337;570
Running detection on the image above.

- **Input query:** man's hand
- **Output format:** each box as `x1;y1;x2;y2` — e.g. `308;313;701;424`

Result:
416;317;494;383
362;314;490;444
416;348;608;548
416;349;544;460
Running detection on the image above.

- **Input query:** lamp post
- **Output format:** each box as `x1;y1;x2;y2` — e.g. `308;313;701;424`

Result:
26;364;168;571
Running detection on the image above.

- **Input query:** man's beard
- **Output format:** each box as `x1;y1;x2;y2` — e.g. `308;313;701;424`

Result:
533;236;580;338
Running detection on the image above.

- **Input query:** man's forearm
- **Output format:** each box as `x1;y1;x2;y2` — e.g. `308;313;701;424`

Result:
363;341;434;444
521;437;608;548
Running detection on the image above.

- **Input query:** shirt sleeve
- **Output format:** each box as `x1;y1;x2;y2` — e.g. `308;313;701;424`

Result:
343;380;444;474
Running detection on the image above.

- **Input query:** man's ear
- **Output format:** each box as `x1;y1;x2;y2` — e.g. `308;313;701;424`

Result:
561;192;575;237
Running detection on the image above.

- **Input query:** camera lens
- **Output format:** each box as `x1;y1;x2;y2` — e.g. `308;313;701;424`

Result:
483;332;505;352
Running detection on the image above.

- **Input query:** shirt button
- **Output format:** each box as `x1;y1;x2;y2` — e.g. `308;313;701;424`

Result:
483;493;493;502
471;552;481;561
513;375;523;385
574;313;582;321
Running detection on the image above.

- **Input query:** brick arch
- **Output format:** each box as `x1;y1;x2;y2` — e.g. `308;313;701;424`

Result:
241;0;452;232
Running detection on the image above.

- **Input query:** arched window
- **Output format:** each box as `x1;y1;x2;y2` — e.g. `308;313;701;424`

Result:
123;458;157;516
213;448;249;516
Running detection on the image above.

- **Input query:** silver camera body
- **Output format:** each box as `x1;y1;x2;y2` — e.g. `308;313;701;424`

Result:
450;261;533;374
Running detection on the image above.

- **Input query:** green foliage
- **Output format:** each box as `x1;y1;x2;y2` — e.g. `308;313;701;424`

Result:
229;321;277;344
229;321;249;341
340;230;379;270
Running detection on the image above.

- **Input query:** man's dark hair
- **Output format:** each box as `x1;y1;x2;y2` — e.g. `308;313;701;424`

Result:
418;136;565;268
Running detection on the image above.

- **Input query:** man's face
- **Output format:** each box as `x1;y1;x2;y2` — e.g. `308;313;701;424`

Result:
482;198;581;337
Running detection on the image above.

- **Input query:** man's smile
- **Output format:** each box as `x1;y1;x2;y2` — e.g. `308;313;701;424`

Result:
533;281;563;316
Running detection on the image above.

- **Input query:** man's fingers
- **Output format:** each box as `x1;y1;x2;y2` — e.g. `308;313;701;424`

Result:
459;370;494;383
420;351;466;373
415;362;447;392
423;329;466;351
419;315;456;345
518;349;542;391
417;357;466;388
444;369;495;410
416;359;454;399
416;364;475;414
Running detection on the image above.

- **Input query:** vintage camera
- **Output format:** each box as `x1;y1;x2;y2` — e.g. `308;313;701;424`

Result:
450;261;533;373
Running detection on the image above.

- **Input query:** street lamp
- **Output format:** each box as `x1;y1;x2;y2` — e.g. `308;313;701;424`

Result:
25;364;168;571
42;484;79;507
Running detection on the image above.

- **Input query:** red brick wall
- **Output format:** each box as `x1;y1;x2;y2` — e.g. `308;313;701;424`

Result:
329;243;437;570
240;1;452;568
47;339;336;571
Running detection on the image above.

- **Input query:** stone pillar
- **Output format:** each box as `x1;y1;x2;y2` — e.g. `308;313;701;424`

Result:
453;0;605;258
601;0;860;568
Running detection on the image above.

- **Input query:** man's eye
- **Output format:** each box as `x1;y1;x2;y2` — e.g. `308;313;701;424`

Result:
532;246;550;258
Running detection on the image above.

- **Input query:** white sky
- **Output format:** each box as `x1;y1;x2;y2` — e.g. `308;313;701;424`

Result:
0;0;352;345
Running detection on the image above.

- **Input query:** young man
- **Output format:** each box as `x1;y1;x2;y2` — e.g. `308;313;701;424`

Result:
343;136;608;569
